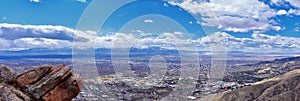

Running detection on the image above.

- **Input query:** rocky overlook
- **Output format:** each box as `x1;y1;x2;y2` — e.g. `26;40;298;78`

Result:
0;64;83;101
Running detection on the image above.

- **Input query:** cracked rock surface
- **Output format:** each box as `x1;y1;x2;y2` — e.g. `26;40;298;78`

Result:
0;64;83;101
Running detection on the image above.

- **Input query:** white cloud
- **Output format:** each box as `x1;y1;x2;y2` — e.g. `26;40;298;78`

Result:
271;0;300;15
294;23;300;32
0;23;299;53
0;37;72;51
134;30;153;37
270;0;286;6
197;32;300;53
288;9;300;15
163;3;169;7
169;0;282;32
0;23;95;43
294;27;300;32
277;9;288;15
2;17;7;20
30;0;39;3
286;0;300;8
77;0;87;3
214;16;281;32
14;38;72;50
144;19;154;23
0;23;91;51
0;23;76;41
271;0;300;8
94;31;300;53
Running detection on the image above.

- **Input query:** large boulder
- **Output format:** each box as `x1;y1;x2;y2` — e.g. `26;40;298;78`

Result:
1;64;83;101
16;64;83;100
16;64;52;88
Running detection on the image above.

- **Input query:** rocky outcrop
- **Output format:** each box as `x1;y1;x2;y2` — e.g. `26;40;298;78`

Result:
42;74;82;101
0;64;83;101
16;64;52;88
0;83;30;101
215;69;300;101
0;65;17;84
1;65;29;101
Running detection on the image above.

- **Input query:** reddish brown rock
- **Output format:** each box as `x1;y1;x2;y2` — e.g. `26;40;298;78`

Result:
26;65;72;99
13;64;83;101
42;74;83;101
16;64;52;87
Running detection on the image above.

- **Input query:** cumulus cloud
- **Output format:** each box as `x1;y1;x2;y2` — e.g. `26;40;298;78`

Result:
288;9;300;15
271;0;300;15
270;0;286;6
0;38;72;51
0;23;90;51
94;31;300;53
77;0;87;3
191;32;300;53
277;10;288;15
95;32;184;49
271;0;300;8
0;23;89;42
215;16;281;32
286;0;300;8
30;0;39;3
169;0;282;32
0;23;299;53
144;19;154;23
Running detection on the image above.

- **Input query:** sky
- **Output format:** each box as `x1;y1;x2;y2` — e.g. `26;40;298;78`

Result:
0;0;300;53
0;0;89;28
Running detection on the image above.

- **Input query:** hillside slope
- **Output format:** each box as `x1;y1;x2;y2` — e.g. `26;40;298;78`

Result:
215;69;300;101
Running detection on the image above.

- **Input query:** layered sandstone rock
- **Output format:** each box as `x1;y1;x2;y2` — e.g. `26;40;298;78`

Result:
0;64;83;101
42;74;83;101
16;64;52;88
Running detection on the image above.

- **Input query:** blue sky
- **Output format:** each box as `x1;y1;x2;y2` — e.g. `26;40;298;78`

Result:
0;0;89;28
0;0;300;53
0;0;299;37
